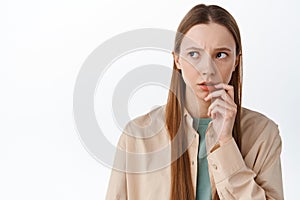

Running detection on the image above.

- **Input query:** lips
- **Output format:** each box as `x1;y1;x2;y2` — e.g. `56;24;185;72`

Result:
197;82;217;91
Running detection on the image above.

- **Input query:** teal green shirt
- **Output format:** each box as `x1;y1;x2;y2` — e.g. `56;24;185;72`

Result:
193;117;212;200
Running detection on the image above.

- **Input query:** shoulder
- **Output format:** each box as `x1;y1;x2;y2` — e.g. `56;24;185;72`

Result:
241;107;279;131
240;107;281;152
124;104;166;132
118;104;168;151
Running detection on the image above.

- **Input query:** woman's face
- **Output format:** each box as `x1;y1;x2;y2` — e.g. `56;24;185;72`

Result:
173;23;239;100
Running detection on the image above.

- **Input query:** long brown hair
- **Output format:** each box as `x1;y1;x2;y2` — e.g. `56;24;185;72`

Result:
165;4;243;200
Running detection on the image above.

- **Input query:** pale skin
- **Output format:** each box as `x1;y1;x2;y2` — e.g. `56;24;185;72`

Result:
172;23;241;146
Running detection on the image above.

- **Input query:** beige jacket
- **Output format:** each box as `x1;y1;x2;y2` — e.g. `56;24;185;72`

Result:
106;104;284;200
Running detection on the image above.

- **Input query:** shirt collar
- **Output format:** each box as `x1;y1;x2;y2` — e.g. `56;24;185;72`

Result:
183;105;194;127
163;103;218;151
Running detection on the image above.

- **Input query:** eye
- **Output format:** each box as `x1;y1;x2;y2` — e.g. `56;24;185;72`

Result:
216;52;227;59
188;51;200;58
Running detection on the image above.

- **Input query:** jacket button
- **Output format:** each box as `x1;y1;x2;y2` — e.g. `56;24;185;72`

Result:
212;164;218;170
192;161;194;165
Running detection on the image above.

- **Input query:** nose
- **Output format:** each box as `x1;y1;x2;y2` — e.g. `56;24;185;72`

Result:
197;55;216;76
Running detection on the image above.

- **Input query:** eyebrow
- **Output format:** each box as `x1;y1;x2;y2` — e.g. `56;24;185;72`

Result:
185;46;232;52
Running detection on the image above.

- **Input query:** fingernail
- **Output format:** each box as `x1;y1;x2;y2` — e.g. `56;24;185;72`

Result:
214;83;221;88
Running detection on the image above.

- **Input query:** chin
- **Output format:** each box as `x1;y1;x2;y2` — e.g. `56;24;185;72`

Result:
195;90;207;100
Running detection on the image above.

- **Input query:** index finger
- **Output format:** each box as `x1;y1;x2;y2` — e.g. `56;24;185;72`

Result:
214;83;234;100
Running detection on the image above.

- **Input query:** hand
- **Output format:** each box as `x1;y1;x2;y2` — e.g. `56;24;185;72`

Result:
204;83;237;146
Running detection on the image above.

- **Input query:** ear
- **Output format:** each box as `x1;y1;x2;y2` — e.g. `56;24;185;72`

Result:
233;53;242;71
172;51;182;70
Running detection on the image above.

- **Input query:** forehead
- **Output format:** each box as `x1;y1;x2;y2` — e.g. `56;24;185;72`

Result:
181;23;236;51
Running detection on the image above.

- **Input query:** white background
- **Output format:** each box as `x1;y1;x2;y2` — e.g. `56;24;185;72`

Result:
1;0;299;199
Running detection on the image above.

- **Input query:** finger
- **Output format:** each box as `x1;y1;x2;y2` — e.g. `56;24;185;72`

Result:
210;105;226;119
205;89;226;101
204;89;235;106
208;98;237;117
208;98;236;113
214;83;234;100
210;105;236;119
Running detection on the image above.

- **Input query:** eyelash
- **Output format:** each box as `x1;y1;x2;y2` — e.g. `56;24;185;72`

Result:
187;51;228;59
188;51;199;58
216;52;228;59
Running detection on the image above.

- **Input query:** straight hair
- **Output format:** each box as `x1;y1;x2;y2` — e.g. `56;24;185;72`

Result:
165;4;243;200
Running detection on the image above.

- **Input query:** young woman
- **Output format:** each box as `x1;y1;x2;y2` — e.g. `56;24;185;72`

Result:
106;4;283;200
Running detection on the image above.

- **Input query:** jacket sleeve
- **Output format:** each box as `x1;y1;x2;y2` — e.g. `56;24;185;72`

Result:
106;133;128;200
207;126;284;199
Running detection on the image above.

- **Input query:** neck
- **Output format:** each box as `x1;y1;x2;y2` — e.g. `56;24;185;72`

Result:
184;86;210;118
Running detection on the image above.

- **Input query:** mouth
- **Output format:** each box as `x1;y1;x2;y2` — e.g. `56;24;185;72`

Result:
197;82;217;91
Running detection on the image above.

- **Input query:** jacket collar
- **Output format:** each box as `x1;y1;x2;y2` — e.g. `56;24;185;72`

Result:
183;105;194;128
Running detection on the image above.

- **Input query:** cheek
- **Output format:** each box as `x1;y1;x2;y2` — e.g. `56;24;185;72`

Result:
219;67;234;83
180;61;199;85
218;61;236;83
